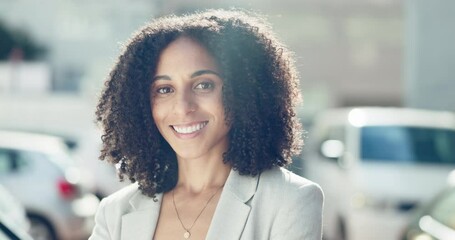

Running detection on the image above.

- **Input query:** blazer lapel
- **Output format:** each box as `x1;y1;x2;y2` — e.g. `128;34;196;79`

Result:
121;191;163;240
206;169;259;240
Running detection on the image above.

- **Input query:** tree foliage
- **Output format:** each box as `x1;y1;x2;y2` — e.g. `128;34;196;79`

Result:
0;20;47;61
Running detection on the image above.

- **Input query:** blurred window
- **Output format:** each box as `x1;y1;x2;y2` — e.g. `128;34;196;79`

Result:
0;148;32;173
0;149;12;174
0;149;20;173
360;126;455;164
14;151;33;172
430;187;455;229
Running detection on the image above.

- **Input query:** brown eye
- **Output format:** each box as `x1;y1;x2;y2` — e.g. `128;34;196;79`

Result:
156;87;173;94
195;82;214;90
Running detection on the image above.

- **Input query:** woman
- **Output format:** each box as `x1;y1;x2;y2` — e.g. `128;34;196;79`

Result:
90;9;323;240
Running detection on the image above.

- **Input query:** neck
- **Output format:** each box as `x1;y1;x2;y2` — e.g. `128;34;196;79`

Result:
175;155;231;194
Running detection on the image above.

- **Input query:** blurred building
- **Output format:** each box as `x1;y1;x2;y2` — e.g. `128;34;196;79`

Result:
159;0;405;117
161;0;455;115
0;0;160;180
0;0;454;132
0;0;404;107
0;0;158;94
404;0;455;112
0;0;159;136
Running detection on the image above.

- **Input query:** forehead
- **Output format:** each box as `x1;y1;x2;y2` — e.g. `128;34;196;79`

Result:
155;36;220;75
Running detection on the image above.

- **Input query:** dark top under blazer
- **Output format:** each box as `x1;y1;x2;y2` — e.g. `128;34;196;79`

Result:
89;167;324;240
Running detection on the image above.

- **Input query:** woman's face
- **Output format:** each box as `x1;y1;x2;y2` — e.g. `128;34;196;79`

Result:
150;37;230;161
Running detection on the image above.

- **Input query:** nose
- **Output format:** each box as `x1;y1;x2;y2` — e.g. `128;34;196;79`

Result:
172;89;197;115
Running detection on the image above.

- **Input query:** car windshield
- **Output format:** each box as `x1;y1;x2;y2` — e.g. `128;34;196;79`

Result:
360;126;455;164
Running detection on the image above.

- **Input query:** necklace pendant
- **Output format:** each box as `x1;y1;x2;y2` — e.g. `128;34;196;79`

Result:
183;231;191;239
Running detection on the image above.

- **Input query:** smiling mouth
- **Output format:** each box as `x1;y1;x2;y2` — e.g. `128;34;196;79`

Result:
171;121;208;134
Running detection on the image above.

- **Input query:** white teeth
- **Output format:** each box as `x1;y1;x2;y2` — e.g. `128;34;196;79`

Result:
172;122;207;134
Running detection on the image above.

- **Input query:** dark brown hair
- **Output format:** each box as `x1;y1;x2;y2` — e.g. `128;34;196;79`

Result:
96;9;302;197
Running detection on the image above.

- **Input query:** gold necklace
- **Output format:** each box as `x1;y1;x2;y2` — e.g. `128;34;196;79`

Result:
172;186;223;239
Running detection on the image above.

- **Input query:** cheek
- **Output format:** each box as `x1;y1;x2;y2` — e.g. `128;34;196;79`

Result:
215;95;228;124
213;102;229;128
151;101;164;125
152;105;169;138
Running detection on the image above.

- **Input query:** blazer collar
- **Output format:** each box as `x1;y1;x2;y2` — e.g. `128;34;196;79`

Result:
120;169;259;240
205;169;259;239
121;189;163;240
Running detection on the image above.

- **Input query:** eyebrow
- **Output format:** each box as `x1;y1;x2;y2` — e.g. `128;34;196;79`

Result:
191;70;221;78
152;75;171;81
152;69;221;82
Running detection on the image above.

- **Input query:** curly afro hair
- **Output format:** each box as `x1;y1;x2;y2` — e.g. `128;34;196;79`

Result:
96;9;303;198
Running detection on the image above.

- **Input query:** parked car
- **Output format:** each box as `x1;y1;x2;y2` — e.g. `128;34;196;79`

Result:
301;107;455;240
6;129;129;199
0;130;100;240
66;132;130;199
0;184;32;240
400;170;455;240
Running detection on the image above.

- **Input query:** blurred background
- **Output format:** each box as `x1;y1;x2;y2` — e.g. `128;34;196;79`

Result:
0;0;454;239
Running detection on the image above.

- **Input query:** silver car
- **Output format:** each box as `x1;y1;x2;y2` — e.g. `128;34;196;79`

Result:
0;184;33;240
0;130;99;240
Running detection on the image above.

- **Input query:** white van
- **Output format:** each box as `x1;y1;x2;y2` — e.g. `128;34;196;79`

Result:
301;107;455;240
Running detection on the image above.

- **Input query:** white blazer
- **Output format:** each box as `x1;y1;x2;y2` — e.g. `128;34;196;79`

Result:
89;167;324;240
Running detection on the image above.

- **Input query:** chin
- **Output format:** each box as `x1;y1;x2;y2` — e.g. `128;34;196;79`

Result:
174;149;204;160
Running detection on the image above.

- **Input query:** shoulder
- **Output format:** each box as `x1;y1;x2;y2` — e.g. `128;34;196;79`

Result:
261;168;324;239
98;183;141;214
89;183;142;239
102;182;140;203
259;167;324;200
